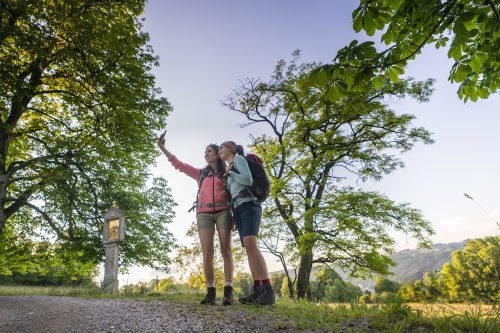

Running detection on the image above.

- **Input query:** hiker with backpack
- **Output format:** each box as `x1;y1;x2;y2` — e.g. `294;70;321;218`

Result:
158;132;234;305
219;141;275;306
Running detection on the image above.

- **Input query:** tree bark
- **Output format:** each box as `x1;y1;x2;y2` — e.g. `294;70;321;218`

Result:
0;209;6;235
0;59;43;235
296;249;313;299
287;273;295;298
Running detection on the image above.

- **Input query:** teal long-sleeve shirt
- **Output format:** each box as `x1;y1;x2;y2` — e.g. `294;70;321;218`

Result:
226;154;256;208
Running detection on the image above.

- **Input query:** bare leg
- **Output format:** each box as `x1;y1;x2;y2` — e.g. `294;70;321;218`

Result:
198;228;215;285
217;227;234;284
243;235;269;280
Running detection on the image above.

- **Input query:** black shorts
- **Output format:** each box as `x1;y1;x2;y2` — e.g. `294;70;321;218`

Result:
232;201;262;246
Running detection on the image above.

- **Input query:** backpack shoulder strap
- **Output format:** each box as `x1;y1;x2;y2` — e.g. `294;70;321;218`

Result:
198;166;211;187
230;155;258;206
188;166;212;212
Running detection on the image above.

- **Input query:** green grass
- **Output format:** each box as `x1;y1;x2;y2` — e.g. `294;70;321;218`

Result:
248;298;380;331
0;284;103;297
1;286;498;332
233;297;499;332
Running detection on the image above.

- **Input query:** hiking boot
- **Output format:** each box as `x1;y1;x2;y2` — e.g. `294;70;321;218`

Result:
222;285;234;306
239;285;262;305
200;287;216;305
255;285;275;305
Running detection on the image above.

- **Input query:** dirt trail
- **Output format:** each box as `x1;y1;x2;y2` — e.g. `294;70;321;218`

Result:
0;296;315;333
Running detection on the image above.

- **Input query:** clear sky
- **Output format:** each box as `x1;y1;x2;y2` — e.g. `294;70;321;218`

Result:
116;0;500;284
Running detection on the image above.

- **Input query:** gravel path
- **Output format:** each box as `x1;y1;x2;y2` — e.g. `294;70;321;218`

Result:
0;296;322;333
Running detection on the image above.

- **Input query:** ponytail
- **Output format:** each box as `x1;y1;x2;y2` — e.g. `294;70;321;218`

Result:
236;145;245;156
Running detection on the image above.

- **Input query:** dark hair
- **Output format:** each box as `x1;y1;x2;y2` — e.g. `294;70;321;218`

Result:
206;144;225;174
236;144;244;155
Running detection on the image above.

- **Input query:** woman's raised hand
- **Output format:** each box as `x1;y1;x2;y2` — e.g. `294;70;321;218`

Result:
158;130;166;146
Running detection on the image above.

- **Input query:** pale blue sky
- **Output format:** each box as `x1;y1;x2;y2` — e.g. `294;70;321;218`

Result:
119;0;499;283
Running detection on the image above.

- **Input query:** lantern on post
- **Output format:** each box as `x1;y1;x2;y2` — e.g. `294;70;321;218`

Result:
101;202;125;293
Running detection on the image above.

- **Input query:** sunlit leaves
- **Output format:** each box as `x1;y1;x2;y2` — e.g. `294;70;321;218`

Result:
438;236;499;303
469;52;488;72
388;64;405;82
0;0;176;271
0;219;98;283
353;4;391;36
345;0;500;102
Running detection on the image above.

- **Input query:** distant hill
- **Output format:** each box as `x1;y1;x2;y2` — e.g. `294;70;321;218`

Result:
337;241;466;290
269;241;466;291
390;242;465;282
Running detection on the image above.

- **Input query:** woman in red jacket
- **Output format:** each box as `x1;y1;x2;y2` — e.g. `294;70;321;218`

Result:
158;134;233;305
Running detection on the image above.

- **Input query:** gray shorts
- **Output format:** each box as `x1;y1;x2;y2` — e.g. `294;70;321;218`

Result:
196;210;232;230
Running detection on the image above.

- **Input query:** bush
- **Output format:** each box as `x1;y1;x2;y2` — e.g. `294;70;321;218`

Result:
358;294;372;304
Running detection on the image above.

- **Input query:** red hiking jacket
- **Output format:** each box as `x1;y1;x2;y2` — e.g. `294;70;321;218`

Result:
168;155;230;213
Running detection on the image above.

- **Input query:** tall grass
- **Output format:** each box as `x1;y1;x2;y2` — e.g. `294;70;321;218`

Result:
429;303;500;333
0;284;103;297
253;297;499;332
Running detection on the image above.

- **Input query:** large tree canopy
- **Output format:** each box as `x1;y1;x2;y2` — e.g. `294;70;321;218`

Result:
313;0;499;102
0;0;176;270
224;52;435;299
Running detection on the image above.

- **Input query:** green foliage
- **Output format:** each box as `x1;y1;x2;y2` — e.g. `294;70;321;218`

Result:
224;52;434;298
318;0;500;101
233;271;253;296
438;236;499;303
281;276;291;298
0;220;40;276
120;277;186;295
270;272;286;297
327;279;363;303
310;268;363;302
400;271;441;302
186;267;226;291
400;236;499;303
0;220;97;285
375;276;401;294
0;1;176;270
358;291;373;304
157;277;177;293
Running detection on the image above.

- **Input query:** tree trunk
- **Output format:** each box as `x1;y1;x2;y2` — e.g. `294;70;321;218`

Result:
287;274;295;298
0;139;7;235
0;60;43;237
296;250;313;299
0;210;6;235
